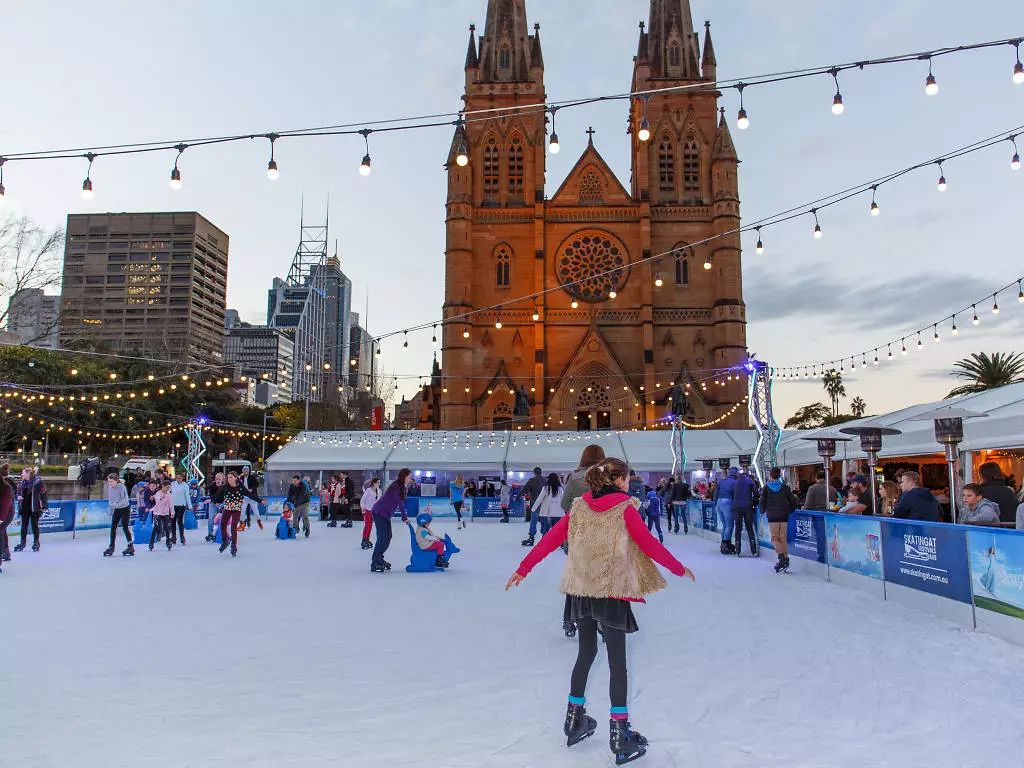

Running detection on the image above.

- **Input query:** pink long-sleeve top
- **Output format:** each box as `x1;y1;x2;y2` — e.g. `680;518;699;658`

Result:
515;490;687;602
152;489;174;517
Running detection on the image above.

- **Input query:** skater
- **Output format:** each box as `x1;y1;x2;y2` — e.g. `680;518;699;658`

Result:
103;473;134;557
760;467;798;573
0;464;15;562
524;473;563;546
715;467;738;554
507;457;695;765
644;488;664;543
149;480;175;551
239;466;263;530
661;475;691;534
499;481;512;523
219;471;262;556
326;473;341;527
169;471;194;545
285;475;312;538
369;468;412;573
205;472;226;542
521;466;545;524
560;444;607;638
360;477;382;549
732;469;758;556
14;467;47;553
414;511;450;569
449;475;466;529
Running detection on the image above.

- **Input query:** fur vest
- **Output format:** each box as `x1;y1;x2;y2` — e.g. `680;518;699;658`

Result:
559;496;667;600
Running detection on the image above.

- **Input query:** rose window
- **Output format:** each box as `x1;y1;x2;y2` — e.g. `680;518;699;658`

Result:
556;231;629;303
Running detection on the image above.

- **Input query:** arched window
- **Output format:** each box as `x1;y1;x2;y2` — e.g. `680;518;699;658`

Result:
507;136;524;196
495;245;511;288
682;137;700;198
658;137;675;194
668;44;681;68
578;171;603;204
499;46;511;71
483;137;500;198
672;244;690;285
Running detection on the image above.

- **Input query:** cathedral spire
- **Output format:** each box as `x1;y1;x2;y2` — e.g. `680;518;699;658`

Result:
465;24;479;69
646;0;700;79
713;108;738;163
701;20;717;81
530;23;544;70
478;0;534;82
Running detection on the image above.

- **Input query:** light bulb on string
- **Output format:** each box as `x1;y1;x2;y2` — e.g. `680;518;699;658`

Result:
870;185;880;216
972;305;980;325
887;345;893;360
873;351;879;366
0;157;5;201
811;208;823;239
703;256;712;271
1018;281;1023;303
901;339;908;355
266;133;280;180
81;152;96;200
432;325;438;346
454;117;470;167
169;144;185;190
1013;40;1024;84
992;293;1000;314
829;68;844;115
636;98;651;142
736;83;749;130
933;324;941;343
754;226;763;254
494;313;502;330
1011;136;1021;170
654;273;663;287
462;328;470;339
952;315;959;335
358;129;373;177
936;160;947;191
924;57;939;95
861;355;867;369
916;333;924;351
403;332;409;349
608;289;617;299
531;309;540;321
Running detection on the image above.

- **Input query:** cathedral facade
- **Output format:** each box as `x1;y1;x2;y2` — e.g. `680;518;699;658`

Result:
436;0;748;432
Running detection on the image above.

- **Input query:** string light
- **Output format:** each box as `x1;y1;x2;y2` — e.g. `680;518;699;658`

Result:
936;160;947;191
887;345;893;360
266;133;280;180
916;333;923;351
570;299;579;309
1011;136;1021;170
358;129;372;177
703;256;712;271
829;68;844;115
1013;39;1024;84
462;328;470;339
901;339;908;355
0;157;5;201
455;118;469;167
870;185;880;216
924;57;939;95
992;293;1000;314
1018;281;1023;303
736;83;749;130
754;226;763;254
432;325;438;346
531;309;540;321
494;313;502;330
81;153;96;200
812;208;823;239
403;332;409;349
637;98;651;142
973;304;980;325
608;289;617;299
549;107;561;154
654;273;663;287
952;315;959;335
933;324;941;343
873;350;879;366
169;144;185;190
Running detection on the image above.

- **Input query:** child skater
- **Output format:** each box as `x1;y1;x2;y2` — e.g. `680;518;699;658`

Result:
219;471;261;557
414;511;450;569
644;488;664;543
506;457;695;765
149;479;174;551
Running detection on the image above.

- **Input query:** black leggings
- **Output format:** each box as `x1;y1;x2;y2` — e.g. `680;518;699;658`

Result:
734;507;756;543
452;500;463;522
109;506;132;547
173;506;186;542
570;617;627;708
20;508;40;543
150;516;172;546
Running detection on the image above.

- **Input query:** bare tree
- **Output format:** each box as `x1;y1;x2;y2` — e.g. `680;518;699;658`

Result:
0;215;64;342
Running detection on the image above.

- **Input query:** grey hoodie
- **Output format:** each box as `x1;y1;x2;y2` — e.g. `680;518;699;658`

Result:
561;468;591;514
962;497;1000;524
105;481;130;511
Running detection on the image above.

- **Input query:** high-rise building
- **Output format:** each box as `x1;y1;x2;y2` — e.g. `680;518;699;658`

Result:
224;309;242;329
347;312;375;391
6;288;60;349
319;254;353;392
439;0;746;431
223;323;295;396
59;212;228;364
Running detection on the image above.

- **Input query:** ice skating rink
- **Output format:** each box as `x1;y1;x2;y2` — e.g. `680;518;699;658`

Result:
5;519;1023;768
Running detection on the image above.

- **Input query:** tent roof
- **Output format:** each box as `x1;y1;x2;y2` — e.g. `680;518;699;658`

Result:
778;382;1024;466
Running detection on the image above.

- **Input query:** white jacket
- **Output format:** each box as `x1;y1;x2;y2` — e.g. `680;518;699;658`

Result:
360;486;381;512
531;486;564;518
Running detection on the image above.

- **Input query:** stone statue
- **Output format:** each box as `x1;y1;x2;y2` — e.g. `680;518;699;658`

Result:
669;384;689;418
513;385;530;418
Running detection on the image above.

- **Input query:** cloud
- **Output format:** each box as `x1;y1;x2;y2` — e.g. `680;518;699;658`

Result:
744;266;995;333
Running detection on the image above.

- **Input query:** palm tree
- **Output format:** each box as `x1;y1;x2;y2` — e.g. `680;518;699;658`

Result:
822;369;846;418
946;352;1024;398
850;396;867;418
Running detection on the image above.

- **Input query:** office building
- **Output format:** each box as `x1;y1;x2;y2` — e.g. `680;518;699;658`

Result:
223;323;295;396
6;288;60;349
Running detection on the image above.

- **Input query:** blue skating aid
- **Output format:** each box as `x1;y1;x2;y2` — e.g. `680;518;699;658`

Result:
443;534;461;560
184;509;198;530
275;516;295;540
133;513;153;546
405;522;445;573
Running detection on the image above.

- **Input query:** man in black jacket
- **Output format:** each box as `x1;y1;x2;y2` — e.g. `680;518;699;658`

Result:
760;467;798;573
892;471;941;522
662;476;692;534
286;475;312;537
239;466;263;529
978;462;1018;523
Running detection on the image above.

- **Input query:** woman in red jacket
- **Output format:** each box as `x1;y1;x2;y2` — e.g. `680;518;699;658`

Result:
507;457;695;766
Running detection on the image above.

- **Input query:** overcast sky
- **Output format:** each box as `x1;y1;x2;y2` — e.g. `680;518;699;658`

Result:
2;0;1022;422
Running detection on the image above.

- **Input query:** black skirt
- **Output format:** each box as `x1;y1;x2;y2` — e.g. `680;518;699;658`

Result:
569;595;639;634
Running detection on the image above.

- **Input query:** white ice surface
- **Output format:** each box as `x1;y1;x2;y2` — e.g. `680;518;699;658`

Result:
3;520;1023;768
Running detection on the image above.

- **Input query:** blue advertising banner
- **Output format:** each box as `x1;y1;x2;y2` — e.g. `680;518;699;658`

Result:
471;497;526;518
824;513;883;580
788;512;827;563
38;501;76;534
702;501;718;532
74;500;112;531
968;528;1024;619
881;520;971;603
757;511;774;551
404;497;457;518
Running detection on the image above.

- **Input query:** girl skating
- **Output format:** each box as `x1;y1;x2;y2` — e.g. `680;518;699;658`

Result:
370;469;412;573
103;473;134;557
219;472;262;557
149;480;174;551
360;477;382;550
507;457;695;765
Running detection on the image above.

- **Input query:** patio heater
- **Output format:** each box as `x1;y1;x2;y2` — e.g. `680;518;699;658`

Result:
738;454;753;473
840;425;902;516
911;407;987;524
718;458;732;470
800;434;852;509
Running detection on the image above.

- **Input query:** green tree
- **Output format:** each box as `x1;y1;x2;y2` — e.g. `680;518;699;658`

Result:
850;396;867;418
946;352;1024;398
822;369;846;418
784;402;832;429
